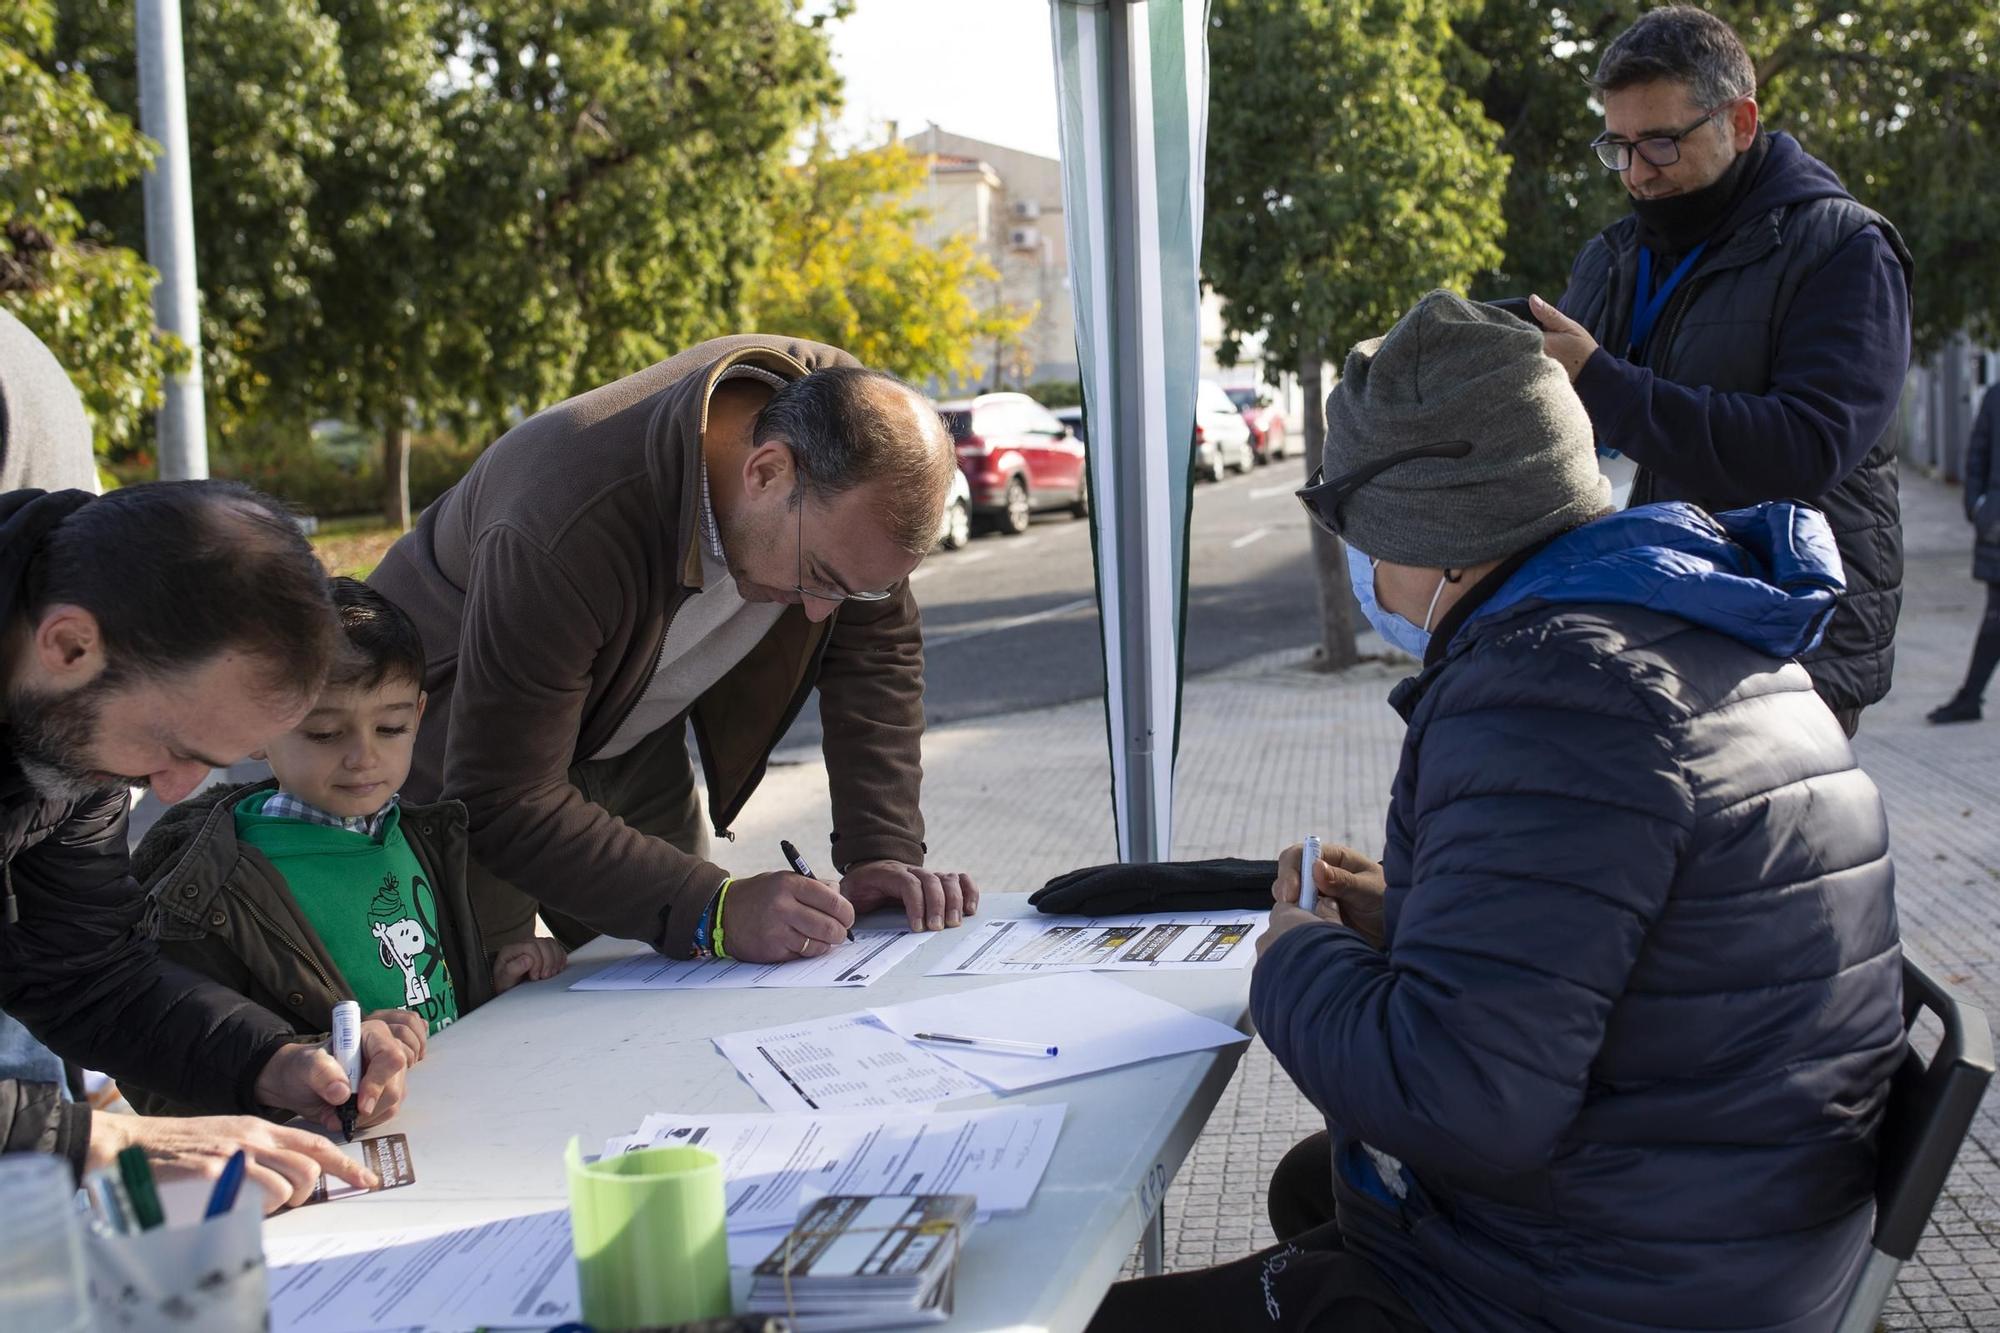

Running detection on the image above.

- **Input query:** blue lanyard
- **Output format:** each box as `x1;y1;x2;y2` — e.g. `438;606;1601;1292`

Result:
1627;243;1707;360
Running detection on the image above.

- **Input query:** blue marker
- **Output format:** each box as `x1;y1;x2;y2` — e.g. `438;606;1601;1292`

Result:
204;1149;248;1219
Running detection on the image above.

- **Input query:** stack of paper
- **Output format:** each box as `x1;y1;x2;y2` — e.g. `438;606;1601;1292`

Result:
267;1210;579;1332
571;928;930;990
743;1194;973;1331
712;973;1249;1114
869;972;1251;1093
711;1014;991;1112
927;912;1269;977
602;1102;1065;1261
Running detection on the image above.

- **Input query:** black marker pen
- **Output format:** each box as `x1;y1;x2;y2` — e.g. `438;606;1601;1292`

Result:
781;838;854;942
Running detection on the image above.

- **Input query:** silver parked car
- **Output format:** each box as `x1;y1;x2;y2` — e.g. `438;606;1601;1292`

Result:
936;464;973;551
1194;379;1255;481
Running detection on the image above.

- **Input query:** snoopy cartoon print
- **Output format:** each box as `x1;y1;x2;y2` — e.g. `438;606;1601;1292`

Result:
369;874;433;1008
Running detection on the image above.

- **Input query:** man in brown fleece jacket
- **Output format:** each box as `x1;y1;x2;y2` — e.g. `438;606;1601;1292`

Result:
371;335;979;964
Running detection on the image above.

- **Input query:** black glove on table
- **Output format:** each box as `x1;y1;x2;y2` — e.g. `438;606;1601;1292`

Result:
1029;858;1279;916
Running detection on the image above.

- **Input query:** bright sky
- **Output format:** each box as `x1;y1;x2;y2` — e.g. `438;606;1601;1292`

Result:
824;0;1061;159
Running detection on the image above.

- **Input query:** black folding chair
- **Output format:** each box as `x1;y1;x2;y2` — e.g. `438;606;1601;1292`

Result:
1834;955;1995;1332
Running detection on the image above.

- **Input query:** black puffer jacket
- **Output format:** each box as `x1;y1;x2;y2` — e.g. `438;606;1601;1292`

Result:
0;490;298;1171
1966;387;2000;583
1558;132;1913;716
1253;502;1903;1332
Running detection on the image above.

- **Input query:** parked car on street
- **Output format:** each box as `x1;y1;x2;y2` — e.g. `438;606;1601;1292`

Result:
1225;385;1290;464
940;392;1089;535
936;464;972;550
1194;379;1255;482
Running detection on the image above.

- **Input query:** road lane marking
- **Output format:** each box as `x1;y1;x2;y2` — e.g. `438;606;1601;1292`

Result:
928;596;1097;648
1249;483;1296;500
1230;526;1272;550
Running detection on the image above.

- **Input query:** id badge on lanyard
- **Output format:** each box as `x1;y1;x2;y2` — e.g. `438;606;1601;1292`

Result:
1627;243;1707;361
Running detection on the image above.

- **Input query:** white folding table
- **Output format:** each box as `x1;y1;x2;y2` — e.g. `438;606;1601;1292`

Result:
263;893;1255;1332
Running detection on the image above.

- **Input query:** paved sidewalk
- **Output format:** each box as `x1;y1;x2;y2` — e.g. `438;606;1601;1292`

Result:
732;465;2000;1325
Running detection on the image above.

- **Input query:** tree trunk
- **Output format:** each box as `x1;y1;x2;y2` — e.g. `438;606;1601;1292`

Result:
1299;348;1361;670
382;413;411;532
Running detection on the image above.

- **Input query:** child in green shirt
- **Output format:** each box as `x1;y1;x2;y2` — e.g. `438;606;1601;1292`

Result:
132;580;564;1110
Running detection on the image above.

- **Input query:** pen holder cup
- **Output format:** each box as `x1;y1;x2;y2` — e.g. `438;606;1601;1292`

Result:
566;1138;732;1331
84;1188;267;1332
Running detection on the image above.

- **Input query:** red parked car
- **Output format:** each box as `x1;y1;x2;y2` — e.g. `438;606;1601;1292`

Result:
1225;386;1291;464
939;393;1088;536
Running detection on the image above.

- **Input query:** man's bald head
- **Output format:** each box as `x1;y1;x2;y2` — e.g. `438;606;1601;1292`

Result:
753;366;956;555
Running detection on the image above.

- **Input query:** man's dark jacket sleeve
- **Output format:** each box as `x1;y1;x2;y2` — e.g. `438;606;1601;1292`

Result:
0;789;299;1169
1567;227;1910;508
1250;648;1694;1189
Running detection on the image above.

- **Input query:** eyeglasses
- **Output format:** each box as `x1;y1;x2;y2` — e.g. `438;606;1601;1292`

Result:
1589;99;1740;172
793;487;894;604
1295;439;1476;537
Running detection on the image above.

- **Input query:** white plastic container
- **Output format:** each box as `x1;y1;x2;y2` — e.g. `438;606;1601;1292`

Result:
0;1152;92;1333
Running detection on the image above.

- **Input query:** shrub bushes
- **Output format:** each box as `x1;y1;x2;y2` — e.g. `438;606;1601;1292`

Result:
109;419;491;518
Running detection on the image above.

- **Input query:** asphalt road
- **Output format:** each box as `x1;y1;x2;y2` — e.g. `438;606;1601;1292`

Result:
779;434;1322;755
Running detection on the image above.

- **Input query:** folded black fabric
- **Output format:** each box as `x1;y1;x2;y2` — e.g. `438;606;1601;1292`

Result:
1029;857;1280;916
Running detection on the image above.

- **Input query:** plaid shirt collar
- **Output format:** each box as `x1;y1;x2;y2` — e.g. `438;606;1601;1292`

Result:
260;789;400;841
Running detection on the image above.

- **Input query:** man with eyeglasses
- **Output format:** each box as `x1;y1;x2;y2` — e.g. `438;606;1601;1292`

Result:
1089;290;1901;1333
1526;5;1912;736
370;337;977;964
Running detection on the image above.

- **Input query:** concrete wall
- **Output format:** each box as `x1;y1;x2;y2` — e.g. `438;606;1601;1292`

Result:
1900;334;2000;482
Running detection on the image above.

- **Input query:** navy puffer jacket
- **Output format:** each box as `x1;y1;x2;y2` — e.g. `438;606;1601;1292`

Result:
1252;501;1903;1333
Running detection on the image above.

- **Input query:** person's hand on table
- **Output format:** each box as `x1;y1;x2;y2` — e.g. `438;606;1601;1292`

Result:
493;938;569;992
722;870;857;962
1528;294;1599;383
85;1112;378;1214
253;1021;413;1134
1269;839;1388;950
366;1008;428;1063
841;860;979;932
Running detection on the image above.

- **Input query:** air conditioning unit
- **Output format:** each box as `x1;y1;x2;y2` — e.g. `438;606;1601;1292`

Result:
1009;226;1041;250
1012;199;1041;220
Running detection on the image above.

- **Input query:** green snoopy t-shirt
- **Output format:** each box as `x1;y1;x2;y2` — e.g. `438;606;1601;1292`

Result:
236;792;461;1034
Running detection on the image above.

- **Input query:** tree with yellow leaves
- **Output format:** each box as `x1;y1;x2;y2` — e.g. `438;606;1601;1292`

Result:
752;134;1030;385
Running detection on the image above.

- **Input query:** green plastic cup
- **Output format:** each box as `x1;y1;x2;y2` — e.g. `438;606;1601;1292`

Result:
564;1137;732;1330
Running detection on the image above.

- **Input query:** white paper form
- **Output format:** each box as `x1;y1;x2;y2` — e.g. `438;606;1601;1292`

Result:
714;1013;992;1112
570;927;931;990
927;911;1269;977
870;972;1249;1093
266;1209;579;1333
605;1104;1066;1234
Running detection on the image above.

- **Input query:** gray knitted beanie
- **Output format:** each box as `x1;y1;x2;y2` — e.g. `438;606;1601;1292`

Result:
1321;290;1609;568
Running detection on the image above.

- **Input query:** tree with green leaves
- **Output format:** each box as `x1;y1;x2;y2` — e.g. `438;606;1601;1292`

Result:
1205;0;1508;667
431;0;849;430
1457;0;2000;355
1;0;180;458
49;1;848;525
53;0;350;438
749;133;1030;385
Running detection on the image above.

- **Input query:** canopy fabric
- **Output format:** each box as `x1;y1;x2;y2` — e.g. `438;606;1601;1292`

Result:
1049;0;1209;861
